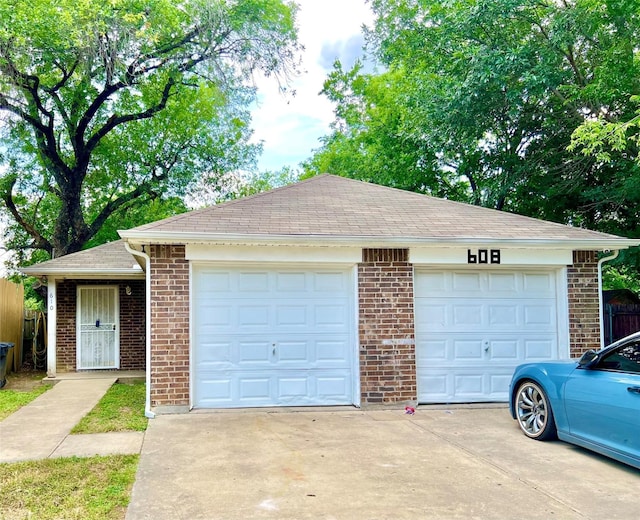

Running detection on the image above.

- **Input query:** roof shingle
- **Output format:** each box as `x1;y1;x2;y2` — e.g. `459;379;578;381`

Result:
122;174;622;242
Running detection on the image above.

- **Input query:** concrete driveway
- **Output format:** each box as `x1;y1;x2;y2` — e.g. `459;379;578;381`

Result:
126;406;639;519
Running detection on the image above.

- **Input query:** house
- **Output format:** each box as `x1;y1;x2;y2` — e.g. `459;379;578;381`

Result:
22;174;640;415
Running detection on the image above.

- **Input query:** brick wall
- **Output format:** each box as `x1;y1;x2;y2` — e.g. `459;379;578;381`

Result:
359;248;417;405
149;244;190;410
568;251;601;356
56;279;145;372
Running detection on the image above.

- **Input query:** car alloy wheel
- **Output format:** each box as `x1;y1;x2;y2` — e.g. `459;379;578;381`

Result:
515;381;556;440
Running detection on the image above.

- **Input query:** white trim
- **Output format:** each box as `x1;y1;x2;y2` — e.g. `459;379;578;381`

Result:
21;269;144;278
46;279;57;378
124;243;155;419
556;267;570;360
189;260;194;412
351;264;361;408
185;244;362;263
120;230;640;250
410;247;573;266
76;285;120;370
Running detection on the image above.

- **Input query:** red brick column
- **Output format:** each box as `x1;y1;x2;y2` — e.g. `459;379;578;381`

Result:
568;251;601;356
359;249;417;406
149;244;190;411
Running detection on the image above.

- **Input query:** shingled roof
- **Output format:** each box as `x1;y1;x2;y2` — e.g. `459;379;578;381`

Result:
21;240;143;277
120;174;636;248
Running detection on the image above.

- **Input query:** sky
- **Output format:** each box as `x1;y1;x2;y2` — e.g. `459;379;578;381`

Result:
250;0;374;172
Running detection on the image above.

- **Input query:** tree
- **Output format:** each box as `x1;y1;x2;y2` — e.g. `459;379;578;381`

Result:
0;0;300;260
306;0;640;233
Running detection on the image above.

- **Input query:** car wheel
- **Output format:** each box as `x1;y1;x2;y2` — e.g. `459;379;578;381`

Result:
514;381;557;441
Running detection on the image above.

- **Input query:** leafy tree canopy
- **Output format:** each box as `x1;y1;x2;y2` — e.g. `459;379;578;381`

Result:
305;0;640;235
0;0;300;264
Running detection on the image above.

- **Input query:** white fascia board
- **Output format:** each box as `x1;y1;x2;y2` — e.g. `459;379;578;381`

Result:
119;230;640;250
20;268;145;279
186;244;361;263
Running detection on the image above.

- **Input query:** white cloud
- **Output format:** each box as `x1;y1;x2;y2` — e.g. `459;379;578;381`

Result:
251;0;373;172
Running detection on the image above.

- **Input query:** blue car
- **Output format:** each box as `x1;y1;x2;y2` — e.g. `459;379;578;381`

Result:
509;332;640;470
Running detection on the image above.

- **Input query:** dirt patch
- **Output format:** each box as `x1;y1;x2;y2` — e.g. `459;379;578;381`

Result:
2;370;48;391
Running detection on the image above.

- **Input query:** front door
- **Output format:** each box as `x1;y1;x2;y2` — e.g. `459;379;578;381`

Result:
77;286;119;369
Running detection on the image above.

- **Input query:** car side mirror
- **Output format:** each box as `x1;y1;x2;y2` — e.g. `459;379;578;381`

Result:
578;350;599;368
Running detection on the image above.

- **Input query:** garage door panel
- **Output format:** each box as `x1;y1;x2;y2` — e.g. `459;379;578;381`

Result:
418;334;557;363
525;339;555;358
417;271;557;298
239;272;269;292
489;305;517;325
418;299;556;332
488;272;518;291
193;266;355;408
194;369;352;407
418;368;521;402
454;341;483;360
277;341;308;362
238;341;272;365
523;304;555;326
416;269;560;403
453;305;483;325
238;305;270;327
198;341;233;367
523;272;555;293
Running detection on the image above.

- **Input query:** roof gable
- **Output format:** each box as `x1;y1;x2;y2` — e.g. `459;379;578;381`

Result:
120;174;626;245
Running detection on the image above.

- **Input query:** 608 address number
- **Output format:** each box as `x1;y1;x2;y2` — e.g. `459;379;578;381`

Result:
467;249;501;264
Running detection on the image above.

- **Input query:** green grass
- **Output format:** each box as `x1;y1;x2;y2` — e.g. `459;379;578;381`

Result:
0;455;138;520
0;384;51;421
71;381;147;434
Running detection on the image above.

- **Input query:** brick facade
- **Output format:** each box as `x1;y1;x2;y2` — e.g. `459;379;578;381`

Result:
567;250;601;356
358;249;417;405
56;279;145;372
149;244;190;410
55;246;603;410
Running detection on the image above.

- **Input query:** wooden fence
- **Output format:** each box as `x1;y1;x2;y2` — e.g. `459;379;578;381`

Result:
0;278;24;372
603;304;640;345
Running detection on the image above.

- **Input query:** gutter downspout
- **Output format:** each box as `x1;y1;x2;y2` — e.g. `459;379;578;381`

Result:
124;242;155;419
598;250;619;348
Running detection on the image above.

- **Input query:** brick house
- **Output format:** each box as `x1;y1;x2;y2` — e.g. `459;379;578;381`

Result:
22;174;639;415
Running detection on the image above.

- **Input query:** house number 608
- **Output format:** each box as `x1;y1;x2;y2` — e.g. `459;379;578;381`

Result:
467;249;501;264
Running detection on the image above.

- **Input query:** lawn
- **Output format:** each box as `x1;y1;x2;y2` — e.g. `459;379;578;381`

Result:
0;455;138;520
0;371;51;420
71;381;147;433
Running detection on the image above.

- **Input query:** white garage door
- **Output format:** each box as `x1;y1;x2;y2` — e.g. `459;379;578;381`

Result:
192;266;356;408
415;269;560;403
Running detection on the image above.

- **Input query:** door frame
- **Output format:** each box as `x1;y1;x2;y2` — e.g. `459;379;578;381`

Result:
76;285;120;370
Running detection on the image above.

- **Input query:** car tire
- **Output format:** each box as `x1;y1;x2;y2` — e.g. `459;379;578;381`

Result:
514;381;557;441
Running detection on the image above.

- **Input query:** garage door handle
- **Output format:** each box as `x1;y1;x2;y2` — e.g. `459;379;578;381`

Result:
627;386;640;394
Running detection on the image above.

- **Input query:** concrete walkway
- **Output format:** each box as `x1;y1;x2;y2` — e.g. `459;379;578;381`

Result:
0;378;145;463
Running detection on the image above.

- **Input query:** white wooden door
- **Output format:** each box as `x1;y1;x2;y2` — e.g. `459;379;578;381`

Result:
415;270;560;403
192;266;356;408
77;286;119;369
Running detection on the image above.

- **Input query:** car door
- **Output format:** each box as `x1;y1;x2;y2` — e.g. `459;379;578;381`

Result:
563;340;640;458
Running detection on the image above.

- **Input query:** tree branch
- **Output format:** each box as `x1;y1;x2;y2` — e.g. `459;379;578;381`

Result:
0;177;52;254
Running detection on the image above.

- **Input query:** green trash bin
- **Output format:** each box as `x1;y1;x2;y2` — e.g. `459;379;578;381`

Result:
0;343;14;388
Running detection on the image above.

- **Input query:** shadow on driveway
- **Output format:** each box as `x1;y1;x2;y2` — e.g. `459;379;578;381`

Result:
126;407;639;519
